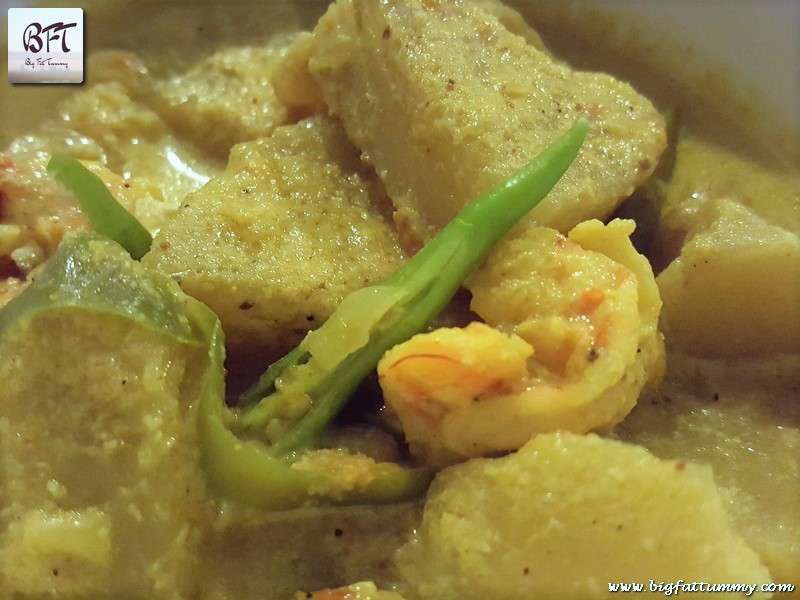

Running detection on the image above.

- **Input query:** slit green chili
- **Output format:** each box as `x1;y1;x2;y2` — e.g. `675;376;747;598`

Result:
233;118;589;458
47;153;153;260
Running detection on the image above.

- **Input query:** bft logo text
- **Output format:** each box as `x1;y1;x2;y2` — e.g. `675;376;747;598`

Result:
23;21;78;54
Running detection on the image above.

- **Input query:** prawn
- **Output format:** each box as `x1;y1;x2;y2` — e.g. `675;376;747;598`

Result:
377;219;664;466
295;581;407;600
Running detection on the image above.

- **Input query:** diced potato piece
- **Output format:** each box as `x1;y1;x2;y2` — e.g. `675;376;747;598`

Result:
0;224;22;256
57;81;168;158
660;135;800;243
617;380;800;583
143;116;404;368
397;432;772;600
658;199;800;358
85;49;154;95
0;312;206;597
0;507;114;596
273;0;544;122
155;43;293;159
271;33;328;120
17;507;112;565
307;0;665;244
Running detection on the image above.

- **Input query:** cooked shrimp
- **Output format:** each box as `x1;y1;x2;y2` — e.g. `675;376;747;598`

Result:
378;219;664;466
295;581;407;600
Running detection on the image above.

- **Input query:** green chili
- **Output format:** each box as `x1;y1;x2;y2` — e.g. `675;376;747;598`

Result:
235;119;589;457
47;153;153;260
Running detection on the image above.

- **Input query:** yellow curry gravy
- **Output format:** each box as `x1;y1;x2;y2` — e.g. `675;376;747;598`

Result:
1;0;798;597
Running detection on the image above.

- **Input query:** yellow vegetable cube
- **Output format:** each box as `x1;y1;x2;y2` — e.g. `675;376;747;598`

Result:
307;0;665;244
658;199;800;358
398;432;772;599
144;116;404;369
155;43;294;159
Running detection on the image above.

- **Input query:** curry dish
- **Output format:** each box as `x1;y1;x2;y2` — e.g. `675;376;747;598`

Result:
0;1;798;599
